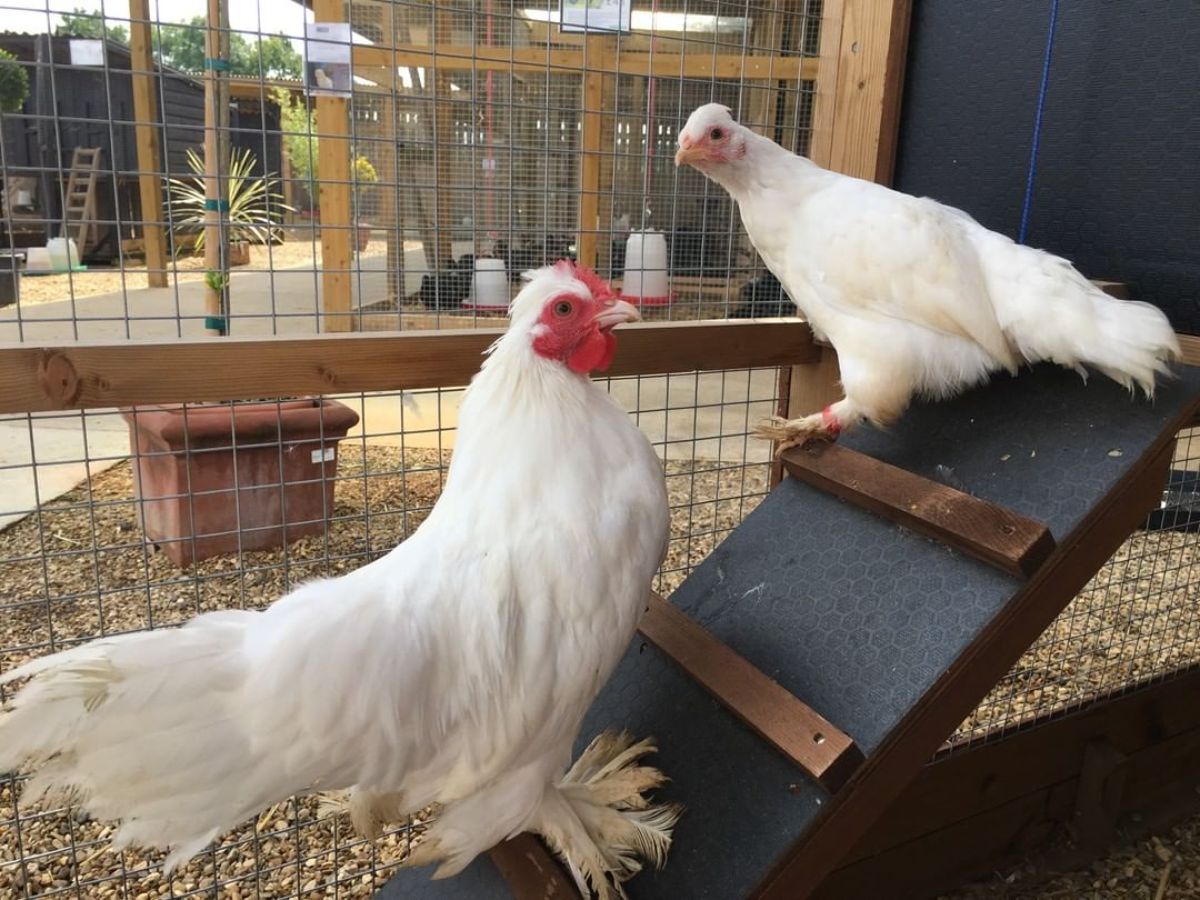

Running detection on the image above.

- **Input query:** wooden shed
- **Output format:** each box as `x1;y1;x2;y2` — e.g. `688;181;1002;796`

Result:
0;33;281;261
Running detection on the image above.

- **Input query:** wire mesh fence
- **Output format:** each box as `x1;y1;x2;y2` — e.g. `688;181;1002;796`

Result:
0;0;1193;897
951;425;1200;748
0;0;820;341
0;368;781;897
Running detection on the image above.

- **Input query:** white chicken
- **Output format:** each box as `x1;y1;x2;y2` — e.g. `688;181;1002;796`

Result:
676;103;1180;451
0;262;677;899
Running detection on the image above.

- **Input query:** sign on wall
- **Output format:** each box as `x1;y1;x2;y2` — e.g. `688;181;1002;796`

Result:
68;39;105;67
560;0;632;33
305;22;352;97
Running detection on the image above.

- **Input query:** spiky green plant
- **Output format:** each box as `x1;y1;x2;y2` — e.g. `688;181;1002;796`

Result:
166;147;294;254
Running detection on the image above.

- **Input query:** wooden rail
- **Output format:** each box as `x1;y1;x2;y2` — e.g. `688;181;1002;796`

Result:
781;443;1057;578
352;44;817;81
488;834;579;900
0;319;817;414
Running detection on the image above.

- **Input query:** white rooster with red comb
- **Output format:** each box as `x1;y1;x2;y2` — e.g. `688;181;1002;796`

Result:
0;262;677;899
676;103;1179;452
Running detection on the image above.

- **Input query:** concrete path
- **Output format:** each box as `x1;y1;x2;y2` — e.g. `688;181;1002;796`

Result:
0;409;130;530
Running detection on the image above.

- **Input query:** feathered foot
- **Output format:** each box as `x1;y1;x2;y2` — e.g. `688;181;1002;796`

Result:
755;410;840;457
535;731;682;900
315;789;410;840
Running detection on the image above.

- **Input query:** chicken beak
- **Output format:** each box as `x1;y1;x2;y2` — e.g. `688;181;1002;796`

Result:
674;144;705;167
595;299;641;329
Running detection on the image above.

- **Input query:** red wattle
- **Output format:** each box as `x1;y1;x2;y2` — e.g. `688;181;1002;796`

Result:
567;329;616;373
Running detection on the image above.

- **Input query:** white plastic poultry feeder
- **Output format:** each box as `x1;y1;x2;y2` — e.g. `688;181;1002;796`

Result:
466;257;510;310
621;230;671;307
46;238;80;273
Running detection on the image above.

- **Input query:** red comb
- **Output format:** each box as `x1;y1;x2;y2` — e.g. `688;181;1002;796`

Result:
554;259;616;302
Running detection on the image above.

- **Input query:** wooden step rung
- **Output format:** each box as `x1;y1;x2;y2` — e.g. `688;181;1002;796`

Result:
639;593;864;792
489;835;578;899
781;443;1056;578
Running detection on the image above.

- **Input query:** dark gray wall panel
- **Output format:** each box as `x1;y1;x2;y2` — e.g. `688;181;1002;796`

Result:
895;1;1200;333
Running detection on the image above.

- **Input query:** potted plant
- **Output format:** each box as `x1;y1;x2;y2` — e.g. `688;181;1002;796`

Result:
166;147;293;266
135;140;351;569
121;398;360;567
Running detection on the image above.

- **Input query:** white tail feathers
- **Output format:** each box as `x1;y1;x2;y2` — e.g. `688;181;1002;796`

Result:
0;610;311;874
969;231;1180;397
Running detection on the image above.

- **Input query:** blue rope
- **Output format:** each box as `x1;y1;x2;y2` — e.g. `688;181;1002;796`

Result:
1018;0;1060;245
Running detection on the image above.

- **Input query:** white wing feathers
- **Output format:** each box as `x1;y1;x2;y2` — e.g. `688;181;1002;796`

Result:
734;136;1177;421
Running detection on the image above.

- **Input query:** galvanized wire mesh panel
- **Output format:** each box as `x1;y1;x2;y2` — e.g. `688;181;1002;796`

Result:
0;0;819;338
0;370;779;896
0;3;809;894
952;426;1200;747
0;0;1194;897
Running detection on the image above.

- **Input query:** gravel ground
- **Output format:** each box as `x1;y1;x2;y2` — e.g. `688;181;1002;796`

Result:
18;243;322;306
0;447;769;898
0;444;1196;898
941;818;1200;899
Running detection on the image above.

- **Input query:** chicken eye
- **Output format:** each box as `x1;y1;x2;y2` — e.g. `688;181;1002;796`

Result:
553;300;573;317
710;127;724;140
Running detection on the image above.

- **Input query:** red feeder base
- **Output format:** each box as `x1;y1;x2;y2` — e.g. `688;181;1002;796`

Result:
622;293;672;308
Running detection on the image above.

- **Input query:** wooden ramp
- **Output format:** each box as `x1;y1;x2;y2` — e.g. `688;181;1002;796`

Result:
379;364;1200;899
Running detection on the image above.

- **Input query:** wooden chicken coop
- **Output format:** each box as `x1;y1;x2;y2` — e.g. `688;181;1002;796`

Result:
0;1;1197;899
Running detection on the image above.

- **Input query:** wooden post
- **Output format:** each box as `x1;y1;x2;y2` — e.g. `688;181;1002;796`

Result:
203;0;231;335
432;72;455;270
810;0;912;185
576;35;605;270
280;153;298;224
128;0;168;288
595;60;617;277
315;0;354;332
379;1;403;304
782;0;910;426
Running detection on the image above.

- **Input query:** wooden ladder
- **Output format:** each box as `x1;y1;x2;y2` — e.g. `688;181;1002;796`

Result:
63;147;102;255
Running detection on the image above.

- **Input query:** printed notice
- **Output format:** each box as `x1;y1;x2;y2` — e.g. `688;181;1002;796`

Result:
560;0;632;33
305;22;352;97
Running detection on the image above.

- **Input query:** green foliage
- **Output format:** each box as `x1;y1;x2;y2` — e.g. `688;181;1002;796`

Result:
53;9;301;78
271;88;378;211
152;17;302;79
354;156;379;185
55;8;129;44
153;17;206;74
0;49;29;114
251;35;303;79
272;87;318;188
166;147;294;253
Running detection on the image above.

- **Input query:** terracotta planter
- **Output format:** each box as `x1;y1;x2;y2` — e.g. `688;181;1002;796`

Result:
228;240;251;266
121;399;360;567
